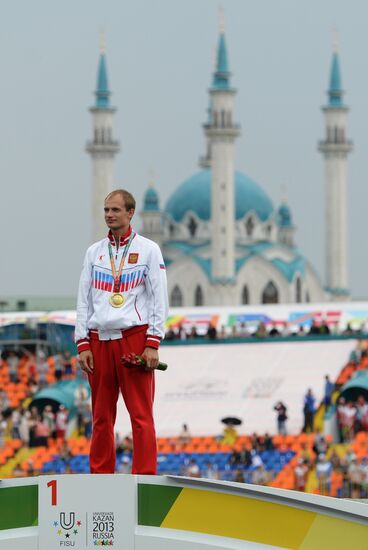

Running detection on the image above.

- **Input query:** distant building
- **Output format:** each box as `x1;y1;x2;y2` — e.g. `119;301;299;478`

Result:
87;25;351;306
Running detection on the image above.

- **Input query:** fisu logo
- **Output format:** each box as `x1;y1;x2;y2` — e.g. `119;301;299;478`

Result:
60;512;75;530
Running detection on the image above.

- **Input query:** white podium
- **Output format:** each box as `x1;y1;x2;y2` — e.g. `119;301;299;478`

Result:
0;474;367;549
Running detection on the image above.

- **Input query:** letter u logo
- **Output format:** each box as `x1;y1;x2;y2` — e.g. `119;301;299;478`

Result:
60;512;75;530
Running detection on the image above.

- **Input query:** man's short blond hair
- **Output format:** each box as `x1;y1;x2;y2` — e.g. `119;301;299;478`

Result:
105;189;136;211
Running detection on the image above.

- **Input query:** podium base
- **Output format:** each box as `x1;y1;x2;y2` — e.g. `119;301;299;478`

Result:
0;474;367;549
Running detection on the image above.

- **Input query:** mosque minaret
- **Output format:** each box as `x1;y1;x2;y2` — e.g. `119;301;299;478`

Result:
205;15;240;289
86;36;120;243
318;41;353;300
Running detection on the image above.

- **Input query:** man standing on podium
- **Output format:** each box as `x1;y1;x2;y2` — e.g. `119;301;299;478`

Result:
75;189;168;474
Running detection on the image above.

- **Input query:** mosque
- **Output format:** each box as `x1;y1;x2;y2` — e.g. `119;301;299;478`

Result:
86;27;352;307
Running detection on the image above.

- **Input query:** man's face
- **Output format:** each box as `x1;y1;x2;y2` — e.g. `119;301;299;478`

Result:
104;194;134;233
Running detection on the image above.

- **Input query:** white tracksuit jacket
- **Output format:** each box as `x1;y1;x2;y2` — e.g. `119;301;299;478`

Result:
75;229;168;353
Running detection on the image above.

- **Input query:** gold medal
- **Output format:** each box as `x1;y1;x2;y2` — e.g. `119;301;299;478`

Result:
109;293;125;308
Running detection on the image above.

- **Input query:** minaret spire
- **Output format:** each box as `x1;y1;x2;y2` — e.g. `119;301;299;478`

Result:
318;36;352;300
201;16;240;289
86;36;120;242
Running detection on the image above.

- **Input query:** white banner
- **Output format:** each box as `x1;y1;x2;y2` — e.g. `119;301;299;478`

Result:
38;474;135;549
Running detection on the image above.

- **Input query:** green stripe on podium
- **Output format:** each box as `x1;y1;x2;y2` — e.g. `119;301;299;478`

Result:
0;484;38;530
138;484;182;526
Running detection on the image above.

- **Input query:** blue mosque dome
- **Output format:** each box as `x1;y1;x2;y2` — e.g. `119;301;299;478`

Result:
143;187;160;212
165;170;274;223
277;203;293;227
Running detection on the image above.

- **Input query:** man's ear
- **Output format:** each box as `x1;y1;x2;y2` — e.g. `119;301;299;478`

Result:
128;208;135;220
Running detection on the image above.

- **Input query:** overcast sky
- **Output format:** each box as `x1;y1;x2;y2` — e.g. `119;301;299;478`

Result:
0;0;367;300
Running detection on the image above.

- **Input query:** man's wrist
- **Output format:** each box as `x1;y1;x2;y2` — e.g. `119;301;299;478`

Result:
76;339;90;353
145;334;161;350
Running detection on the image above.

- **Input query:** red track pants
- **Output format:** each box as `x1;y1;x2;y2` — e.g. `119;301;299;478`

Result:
88;325;156;474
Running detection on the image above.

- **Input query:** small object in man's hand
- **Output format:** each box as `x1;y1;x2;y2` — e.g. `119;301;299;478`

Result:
121;352;168;371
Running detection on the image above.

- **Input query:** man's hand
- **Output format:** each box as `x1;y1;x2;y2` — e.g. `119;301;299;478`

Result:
79;350;94;374
141;347;159;371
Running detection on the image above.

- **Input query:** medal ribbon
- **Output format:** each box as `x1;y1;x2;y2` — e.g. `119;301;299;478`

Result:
108;231;135;293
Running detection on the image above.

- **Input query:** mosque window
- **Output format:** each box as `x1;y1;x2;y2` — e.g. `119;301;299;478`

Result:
242;285;249;305
213;111;218;127
245;217;254;237
295;276;302;303
94;128;98;143
227;111;232;127
262;281;279;304
221;110;225;128
305;291;310;303
169;223;175;238
101;128;105;144
171;285;183;307
187;217;198;238
195;285;204;306
334;126;339;143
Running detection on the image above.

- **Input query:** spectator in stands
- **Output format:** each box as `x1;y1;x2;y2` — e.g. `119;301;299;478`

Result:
252;465;269;486
55;405;68;440
27;378;39;398
28;406;39;448
206;324;217;340
294;458;308;492
234;468;245;483
0;390;9;413
74;384;89;436
37;355;49;387
319;319;330;335
239;444;253;467
356;395;368;432
184;458;200;477
250;433;262;453
273;401;288;435
299;442;314;467
343;322;354;336
11;407;21;439
308;320;320;335
323;375;334;412
178;423;191;446
19;409;30;446
255;322;267;338
313;430;329;457
229;449;241;466
329;448;341;471
302;389;316;433
62;350;73;377
82;403;92;438
0;413;6;449
204;462;219;480
34;414;50;447
188;326;198;339
339;401;357;442
165;327;176;340
221;424;238;446
54;353;63;381
7;351;19;383
268;323;280;337
178;324;187;340
316;454;332;495
59;440;72;468
348;456;363;499
263;433;274;451
43;405;56;439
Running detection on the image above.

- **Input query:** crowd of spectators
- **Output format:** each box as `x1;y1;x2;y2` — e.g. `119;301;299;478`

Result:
165;319;368;341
